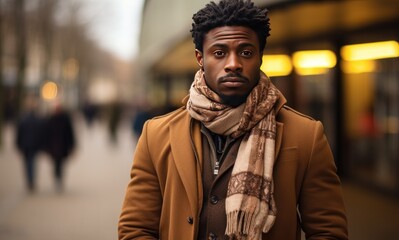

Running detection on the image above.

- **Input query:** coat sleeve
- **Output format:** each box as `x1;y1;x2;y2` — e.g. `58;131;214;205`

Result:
118;121;162;240
298;121;348;240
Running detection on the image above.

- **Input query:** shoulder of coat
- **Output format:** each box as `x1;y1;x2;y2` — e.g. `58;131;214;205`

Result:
280;105;316;121
148;107;189;129
151;106;186;120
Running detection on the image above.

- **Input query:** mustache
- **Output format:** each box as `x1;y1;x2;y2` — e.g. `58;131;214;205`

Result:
218;73;249;82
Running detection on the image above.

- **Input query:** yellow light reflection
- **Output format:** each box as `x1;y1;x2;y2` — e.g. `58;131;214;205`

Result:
342;60;376;74
293;50;337;69
295;68;329;76
261;55;293;77
41;81;58;100
341;41;399;61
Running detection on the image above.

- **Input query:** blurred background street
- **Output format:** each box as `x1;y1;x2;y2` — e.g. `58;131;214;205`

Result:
0;116;135;240
0;0;399;239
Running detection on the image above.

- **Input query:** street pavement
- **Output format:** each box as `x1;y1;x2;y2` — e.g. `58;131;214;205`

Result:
0;116;135;240
1;114;399;240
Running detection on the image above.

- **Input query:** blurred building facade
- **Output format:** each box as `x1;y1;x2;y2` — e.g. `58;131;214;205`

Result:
135;0;399;195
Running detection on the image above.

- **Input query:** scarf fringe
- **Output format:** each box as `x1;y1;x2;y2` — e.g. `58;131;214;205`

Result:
263;214;276;233
226;203;276;239
226;210;256;237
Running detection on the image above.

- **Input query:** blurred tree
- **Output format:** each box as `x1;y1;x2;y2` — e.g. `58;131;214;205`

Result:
37;0;57;84
61;1;86;107
14;0;27;120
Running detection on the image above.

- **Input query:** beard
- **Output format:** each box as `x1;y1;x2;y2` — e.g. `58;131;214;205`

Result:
219;93;248;108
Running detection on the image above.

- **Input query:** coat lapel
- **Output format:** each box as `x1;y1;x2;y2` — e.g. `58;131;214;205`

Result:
274;92;286;160
275;122;283;159
169;114;202;215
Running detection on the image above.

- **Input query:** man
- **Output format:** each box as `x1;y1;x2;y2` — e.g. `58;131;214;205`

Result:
118;0;348;239
43;102;75;191
16;97;44;192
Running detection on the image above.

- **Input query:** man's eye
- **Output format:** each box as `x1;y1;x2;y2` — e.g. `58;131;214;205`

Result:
214;50;225;57
241;50;253;57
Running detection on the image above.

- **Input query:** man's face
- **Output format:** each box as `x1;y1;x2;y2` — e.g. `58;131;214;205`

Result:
195;26;262;107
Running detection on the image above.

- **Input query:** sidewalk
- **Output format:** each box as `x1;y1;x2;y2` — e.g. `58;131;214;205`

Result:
0;116;136;240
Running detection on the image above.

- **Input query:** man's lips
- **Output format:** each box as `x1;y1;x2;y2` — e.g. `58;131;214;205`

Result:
220;77;246;87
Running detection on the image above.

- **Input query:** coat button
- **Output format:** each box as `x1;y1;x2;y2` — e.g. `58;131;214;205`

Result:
210;195;219;204
209;232;217;240
187;216;193;224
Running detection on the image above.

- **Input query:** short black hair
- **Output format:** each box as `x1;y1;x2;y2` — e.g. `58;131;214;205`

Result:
190;0;270;52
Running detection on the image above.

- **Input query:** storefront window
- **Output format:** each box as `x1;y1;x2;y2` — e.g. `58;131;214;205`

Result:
344;52;399;193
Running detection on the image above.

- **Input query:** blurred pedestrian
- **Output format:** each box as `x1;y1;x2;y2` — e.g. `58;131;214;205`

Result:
16;96;44;192
43;102;75;191
132;109;151;138
108;101;122;143
82;101;98;127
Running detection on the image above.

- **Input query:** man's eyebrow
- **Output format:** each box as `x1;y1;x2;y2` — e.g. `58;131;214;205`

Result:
209;42;257;48
238;42;257;48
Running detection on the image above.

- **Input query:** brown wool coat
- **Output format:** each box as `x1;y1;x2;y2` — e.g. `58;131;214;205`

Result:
118;96;348;240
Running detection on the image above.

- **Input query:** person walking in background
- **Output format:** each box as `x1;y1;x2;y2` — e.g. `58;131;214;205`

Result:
108;100;122;143
131;108;151;138
82;100;98;127
43;102;75;192
119;0;348;239
16;96;44;192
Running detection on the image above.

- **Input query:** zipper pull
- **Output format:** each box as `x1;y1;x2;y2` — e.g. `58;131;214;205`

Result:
216;135;223;154
214;161;220;175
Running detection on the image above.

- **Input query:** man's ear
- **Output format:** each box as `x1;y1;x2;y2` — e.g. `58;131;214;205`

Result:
195;49;204;69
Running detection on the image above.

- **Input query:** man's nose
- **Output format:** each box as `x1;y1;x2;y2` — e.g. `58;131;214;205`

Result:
224;54;242;72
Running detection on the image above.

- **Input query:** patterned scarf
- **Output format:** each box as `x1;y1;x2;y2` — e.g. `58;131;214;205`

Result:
187;69;279;240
